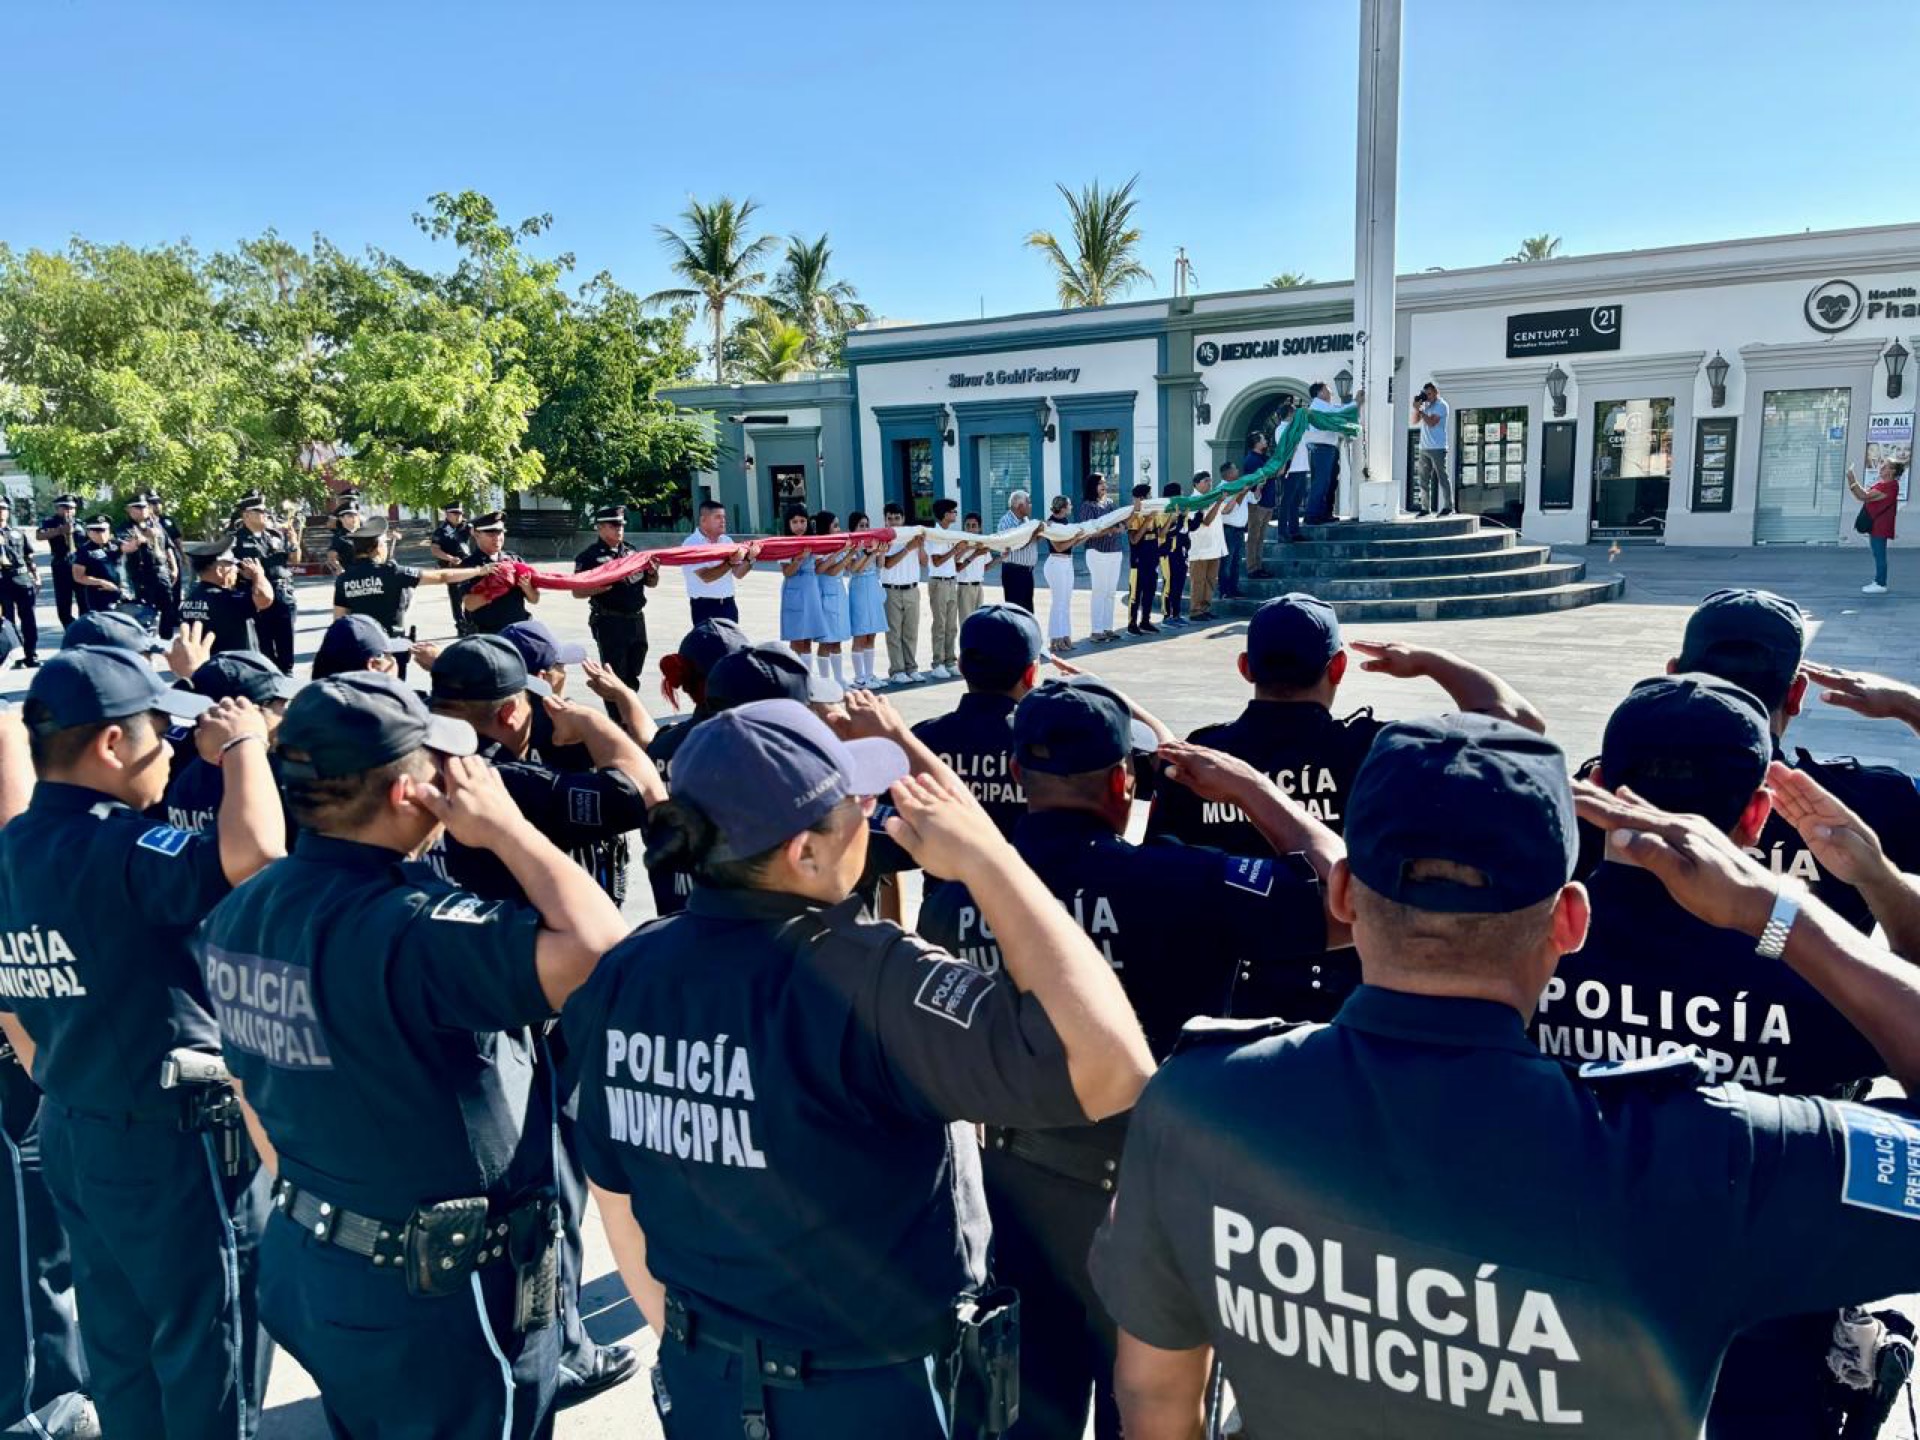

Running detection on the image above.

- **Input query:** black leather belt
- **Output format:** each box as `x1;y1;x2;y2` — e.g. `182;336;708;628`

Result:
273;1178;511;1272
884;583;918;590
663;1292;950;1375
986;1127;1121;1192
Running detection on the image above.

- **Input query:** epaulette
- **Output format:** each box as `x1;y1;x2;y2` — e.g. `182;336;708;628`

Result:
1576;1049;1714;1090
1171;1015;1310;1056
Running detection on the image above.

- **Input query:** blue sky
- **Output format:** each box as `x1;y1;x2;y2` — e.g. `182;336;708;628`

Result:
8;0;1917;326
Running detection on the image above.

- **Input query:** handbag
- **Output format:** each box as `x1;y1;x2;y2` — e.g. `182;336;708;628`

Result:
1855;502;1876;535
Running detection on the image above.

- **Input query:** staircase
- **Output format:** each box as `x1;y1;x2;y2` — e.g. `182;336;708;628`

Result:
1226;515;1625;622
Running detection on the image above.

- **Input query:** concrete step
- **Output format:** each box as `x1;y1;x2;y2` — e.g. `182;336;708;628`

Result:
1275;531;1518;561
1250;544;1552;580
1299;514;1484;542
1221;575;1627;624
1240;562;1589;603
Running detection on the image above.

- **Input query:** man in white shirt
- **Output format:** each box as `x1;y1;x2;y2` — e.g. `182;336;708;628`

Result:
1218;460;1249;599
1305;381;1362;524
924;498;963;679
1185;471;1229;620
1279;399;1313;541
995;492;1039;612
879;501;927;684
683;499;758;624
1412;381;1453;515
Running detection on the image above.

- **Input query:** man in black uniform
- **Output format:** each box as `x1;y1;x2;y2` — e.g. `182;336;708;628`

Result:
0;647;285;1438
155;651;298;836
333;518;493;679
311;613;413;681
68;520;127;616
461;511;540;635
35;497;79;629
144;491;186;614
0;498;40;666
909;602;1041;839
571;503;658;690
324;499;363;574
918;678;1347;1440
200;672;630;1439
431;501;475;635
118;494;179;637
228;495;298;672
1090;713;1920;1440
1146;593;1544;851
179;537;274;655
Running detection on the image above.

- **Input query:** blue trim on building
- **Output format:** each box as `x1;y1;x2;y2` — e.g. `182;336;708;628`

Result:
872;403;947;521
951;397;1047;519
1052;391;1138;504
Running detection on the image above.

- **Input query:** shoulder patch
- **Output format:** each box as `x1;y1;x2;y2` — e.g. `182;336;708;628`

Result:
136;824;193;857
1577;1049;1713;1088
1172;1015;1308;1055
566;785;602;828
1223;855;1276;897
429;892;503;925
913;960;996;1030
1836;1102;1920;1222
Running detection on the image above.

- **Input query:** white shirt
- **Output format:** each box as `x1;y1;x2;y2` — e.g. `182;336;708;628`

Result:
960;546;991;583
926;532;960;580
1189;506;1227;561
1308;395;1342;448
683;529;737;598
1288;436;1312;474
1220;490;1249;527
883;536;924;585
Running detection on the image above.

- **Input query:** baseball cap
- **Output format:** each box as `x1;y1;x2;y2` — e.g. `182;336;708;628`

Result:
279;672;476;780
1246;593;1342;688
1676;588;1806;713
63;609;167;655
1346;713;1577;914
26;647;212;731
1012;678;1158;776
430;635;553;703
1599;674;1771;831
312;615;413;680
499;620;588;673
672;698;908;861
676;618;751;679
958;603;1043;691
706;643;843;709
192;651;299;705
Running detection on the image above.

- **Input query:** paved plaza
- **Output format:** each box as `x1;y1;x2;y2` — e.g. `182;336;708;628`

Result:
2;538;1913;1437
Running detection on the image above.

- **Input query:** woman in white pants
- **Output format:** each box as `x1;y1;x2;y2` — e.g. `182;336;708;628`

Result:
1076;472;1125;643
1043;493;1083;652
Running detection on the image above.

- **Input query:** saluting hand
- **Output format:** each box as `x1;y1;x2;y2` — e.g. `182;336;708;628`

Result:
1766;760;1889;888
167;622;213;682
1572;780;1781;936
1800;661;1920;724
1349;638;1437;678
403;755;528;847
582;659;631;706
828;686;906;742
196;696;269;765
1155;740;1270;803
884;770;1006;882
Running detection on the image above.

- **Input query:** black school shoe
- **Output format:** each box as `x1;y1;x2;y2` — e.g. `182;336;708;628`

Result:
555;1342;641;1409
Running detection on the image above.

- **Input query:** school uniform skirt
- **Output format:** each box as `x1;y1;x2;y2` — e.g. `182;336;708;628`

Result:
848;569;886;637
780;559;828;642
815;572;852;643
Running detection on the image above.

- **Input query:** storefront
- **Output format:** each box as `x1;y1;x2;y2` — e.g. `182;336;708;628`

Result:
664;375;860;535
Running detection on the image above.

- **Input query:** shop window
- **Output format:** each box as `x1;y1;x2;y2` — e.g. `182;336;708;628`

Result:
1755;387;1850;544
1076;429;1120;498
1590;398;1673;539
770;465;808;518
1456;407;1528;528
891;438;936;524
979;433;1031;523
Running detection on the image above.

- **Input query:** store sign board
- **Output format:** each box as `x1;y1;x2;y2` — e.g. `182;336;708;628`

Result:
1505;305;1622;359
946;364;1082;389
1194;332;1355;367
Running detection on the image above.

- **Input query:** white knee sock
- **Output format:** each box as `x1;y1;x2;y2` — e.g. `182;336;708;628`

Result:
816;652;833;678
829;653;845;684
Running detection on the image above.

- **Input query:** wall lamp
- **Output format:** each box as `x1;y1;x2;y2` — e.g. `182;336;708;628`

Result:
1334;368;1354;404
1705;351;1729;410
1887;339;1909;401
1546;363;1569;418
1193;379;1211;426
1036;399;1056;441
937;403;956;446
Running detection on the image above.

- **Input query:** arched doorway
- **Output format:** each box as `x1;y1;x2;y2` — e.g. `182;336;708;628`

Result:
1207;378;1309;476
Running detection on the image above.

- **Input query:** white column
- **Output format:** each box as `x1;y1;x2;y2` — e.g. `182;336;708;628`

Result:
1353;0;1403;521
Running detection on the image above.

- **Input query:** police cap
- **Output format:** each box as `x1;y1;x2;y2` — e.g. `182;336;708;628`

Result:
83;517;111;533
706;643;843;710
193;651;300;706
1013;677;1157;776
184;539;235;570
27;647;211;732
1246;593;1342;688
675;618;750;679
125;495;149;509
333;500;363;518
958;603;1043;691
673;698;907;862
1599;674;1771;831
62;609;167;655
441;501;465;514
470;511;507;533
430;634;553;703
237;495;268;513
279;672;476;780
1676;588;1806;713
312;615;412;680
53;496;78;510
498;619;588;674
592;504;627;526
1347;713;1577;914
348;515;388;540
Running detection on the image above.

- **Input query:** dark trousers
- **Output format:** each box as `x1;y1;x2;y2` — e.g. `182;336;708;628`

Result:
48;564;74;628
656;1333;949;1440
442;568;472;635
688;596;739;626
41;1106;271;1440
1128;559;1158;628
255;598;295;673
1221;525;1245;597
590;612;650;691
1001;562;1036;615
983;1149;1119;1440
1306;445;1339;524
1163;557;1187;620
541;1033;602;1389
136;580;178;639
0;576;38;659
1279;471;1309;540
260;1212;558;1440
0;1066;87;1432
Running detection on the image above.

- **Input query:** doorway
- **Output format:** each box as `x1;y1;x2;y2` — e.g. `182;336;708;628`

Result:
1590;397;1673;540
1754;387;1851;543
769;465;809;521
890;438;936;524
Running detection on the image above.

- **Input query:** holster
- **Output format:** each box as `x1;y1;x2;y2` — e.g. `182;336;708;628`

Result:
404;1197;490;1299
949;1286;1020;1438
507;1192;562;1333
179;1085;255;1180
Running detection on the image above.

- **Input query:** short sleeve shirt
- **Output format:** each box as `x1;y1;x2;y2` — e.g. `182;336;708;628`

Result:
883;537;925;584
179;580;260;654
910;694;1025;840
683;532;737;599
333;560;422;633
229;525;296;600
431;522;472;565
1421;396;1450;449
465;550;532;633
574;539;648;616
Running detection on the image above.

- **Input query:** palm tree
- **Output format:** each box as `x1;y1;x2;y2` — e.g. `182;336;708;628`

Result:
1505;234;1564;264
1266;271;1313;289
1024;176;1153;308
770;234;871;368
732;313;811;383
646;196;777;381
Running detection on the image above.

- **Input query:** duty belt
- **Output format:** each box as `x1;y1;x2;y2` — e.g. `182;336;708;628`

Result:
273;1177;514;1274
986;1127;1121;1193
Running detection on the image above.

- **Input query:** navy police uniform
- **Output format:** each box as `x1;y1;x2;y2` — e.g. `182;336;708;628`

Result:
909;604;1043;841
0;508;39;665
333;530;421;675
431;508;474;634
152;654;299;841
69;526;126;616
575;506;655;690
118;512;178;637
565;700;1086;1439
464;513;532;635
227;504;297;673
36;503;78;628
0;649;270;1439
178;539;264;656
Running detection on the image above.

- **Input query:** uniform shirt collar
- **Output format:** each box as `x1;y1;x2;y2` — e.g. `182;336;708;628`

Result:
293;831;414;871
1013;807;1120;847
685;886;826;923
1333;983;1540;1056
955;692;1018;721
29;780;127;815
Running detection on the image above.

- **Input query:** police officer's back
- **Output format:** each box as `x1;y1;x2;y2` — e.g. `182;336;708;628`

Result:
1090;714;1920;1440
200;672;631;1439
0;647;285;1438
909;603;1039;840
333;518;491;675
564;699;1154;1439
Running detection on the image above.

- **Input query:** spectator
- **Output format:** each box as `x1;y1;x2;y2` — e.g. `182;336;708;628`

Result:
1849;460;1903;594
995;490;1039;612
1242;432;1275;576
1412;381;1453;516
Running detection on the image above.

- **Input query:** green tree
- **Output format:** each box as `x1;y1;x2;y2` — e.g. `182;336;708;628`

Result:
1024;176;1153;308
647;197;777;381
769;234;871;368
730;312;811;383
1266;271;1313;288
1505;234;1564;263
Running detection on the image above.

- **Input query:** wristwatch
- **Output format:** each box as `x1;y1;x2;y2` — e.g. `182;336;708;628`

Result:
1755;889;1801;960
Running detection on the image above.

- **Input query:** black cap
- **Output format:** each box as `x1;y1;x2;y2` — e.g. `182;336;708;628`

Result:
1246;593;1342;688
238;495;268;513
143;491;164;505
125;494;149;508
470;511;506;533
430;635;553;703
592;504;627;526
442;501;464;513
184;539;235;569
676;618;750;679
958;603;1043;691
62;609;167;655
706;643;843;709
1677;588;1805;713
83;516;111;532
499;620;587;673
26;647;212;731
192;651;299;705
1347;714;1576;915
348;515;389;541
279;672;477;780
1012;677;1157;775
673;699;908;861
53;495;77;509
1600;675;1771;831
312;615;412;680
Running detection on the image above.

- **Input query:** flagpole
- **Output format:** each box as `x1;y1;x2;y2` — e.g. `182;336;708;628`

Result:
1353;0;1403;521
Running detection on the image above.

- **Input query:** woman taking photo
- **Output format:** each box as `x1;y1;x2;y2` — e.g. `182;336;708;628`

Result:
1849;460;1905;594
1043;493;1084;652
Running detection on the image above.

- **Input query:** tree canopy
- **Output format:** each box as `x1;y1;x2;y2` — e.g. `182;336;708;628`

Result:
1505;234;1564;263
1025;176;1154;308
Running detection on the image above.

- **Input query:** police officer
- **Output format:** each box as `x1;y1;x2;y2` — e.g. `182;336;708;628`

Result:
564;698;1154;1438
909;603;1041;839
198;672;631;1438
1089;714;1920;1439
430;501;475;635
310;613;413;680
918;678;1346;1440
67;520;127;616
0;498;40;667
144;491;186;611
572;504;658;690
228;496;298;672
642;620;752;918
1146;594;1543;851
35;498;79;630
154;651;298;836
179;537;274;656
118;494;178;637
324;499;364;574
0;647;285;1438
461;511;540;634
333;518;494;679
